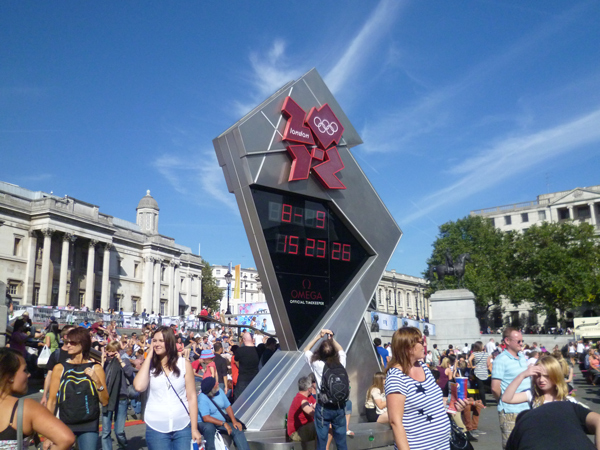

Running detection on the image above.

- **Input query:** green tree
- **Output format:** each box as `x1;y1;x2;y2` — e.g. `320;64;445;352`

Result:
201;258;223;312
425;215;514;310
511;222;600;320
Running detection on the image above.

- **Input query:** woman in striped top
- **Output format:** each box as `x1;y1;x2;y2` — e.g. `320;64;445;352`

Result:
385;327;450;450
467;341;489;406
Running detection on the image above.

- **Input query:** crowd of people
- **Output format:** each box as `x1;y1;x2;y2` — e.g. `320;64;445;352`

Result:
6;307;600;450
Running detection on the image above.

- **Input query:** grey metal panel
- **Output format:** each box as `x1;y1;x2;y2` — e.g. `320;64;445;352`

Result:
213;68;402;431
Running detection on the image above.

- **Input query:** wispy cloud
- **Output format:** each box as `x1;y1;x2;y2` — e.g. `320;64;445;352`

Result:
325;0;401;94
18;173;53;183
361;2;592;154
402;108;600;224
152;151;238;215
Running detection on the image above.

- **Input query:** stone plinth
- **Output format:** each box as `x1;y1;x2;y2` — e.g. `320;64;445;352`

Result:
428;289;481;348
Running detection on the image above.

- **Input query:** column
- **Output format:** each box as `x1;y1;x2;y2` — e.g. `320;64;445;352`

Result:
100;243;112;311
153;258;163;314
23;230;38;305
173;263;181;317
589;202;597;226
85;240;98;309
39;228;54;306
58;233;76;307
195;272;202;311
167;260;176;316
142;256;154;313
186;273;192;310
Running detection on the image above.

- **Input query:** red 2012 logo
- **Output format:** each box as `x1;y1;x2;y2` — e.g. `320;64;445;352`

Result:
281;97;346;190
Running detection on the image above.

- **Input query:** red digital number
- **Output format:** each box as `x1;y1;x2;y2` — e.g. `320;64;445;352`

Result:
316;211;326;229
316;240;326;258
282;204;292;222
305;238;315;257
331;242;341;260
288;235;299;255
276;234;287;253
342;244;351;261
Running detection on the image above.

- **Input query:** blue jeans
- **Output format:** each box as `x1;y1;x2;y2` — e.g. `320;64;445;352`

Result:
74;431;98;450
146;423;192;450
102;398;128;450
130;398;142;415
314;404;347;450
198;422;250;450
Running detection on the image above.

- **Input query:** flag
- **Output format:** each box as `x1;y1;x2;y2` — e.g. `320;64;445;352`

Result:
234;264;241;299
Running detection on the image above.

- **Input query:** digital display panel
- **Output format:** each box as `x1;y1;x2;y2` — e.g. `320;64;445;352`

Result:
252;186;370;346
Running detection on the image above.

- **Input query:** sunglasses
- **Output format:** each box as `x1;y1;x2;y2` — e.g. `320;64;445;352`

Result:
63;340;80;346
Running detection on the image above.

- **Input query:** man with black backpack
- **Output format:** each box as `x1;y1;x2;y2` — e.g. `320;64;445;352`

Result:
304;329;349;450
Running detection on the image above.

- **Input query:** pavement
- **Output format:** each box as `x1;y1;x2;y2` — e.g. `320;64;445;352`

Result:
24;366;600;449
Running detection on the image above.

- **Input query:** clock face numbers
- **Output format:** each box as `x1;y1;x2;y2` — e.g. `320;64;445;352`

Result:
252;187;370;346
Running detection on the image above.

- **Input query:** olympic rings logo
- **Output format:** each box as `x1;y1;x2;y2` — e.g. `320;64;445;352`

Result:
313;116;339;136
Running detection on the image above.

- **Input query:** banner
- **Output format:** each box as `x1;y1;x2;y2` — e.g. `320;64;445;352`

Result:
237;302;274;333
234;264;241;299
369;311;436;336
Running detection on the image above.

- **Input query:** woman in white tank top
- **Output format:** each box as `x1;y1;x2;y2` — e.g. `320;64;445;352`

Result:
134;326;202;450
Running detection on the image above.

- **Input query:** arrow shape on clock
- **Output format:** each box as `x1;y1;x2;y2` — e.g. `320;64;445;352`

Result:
312;147;346;189
287;145;312;181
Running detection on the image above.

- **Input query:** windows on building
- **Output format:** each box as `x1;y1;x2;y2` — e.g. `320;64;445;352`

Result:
161;266;166;282
132;296;140;313
13;236;23;257
216;269;221;275
521;213;529;223
134;262;140;278
8;282;18;296
489;218;495;227
576;205;591;219
558;208;570;220
504;215;512;225
160;300;167;316
79;291;85;308
34;287;40;306
538;210;546;220
113;294;122;311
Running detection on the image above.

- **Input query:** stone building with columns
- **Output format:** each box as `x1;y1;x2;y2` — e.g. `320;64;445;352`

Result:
211;265;265;314
372;270;429;319
470;184;600;234
0;181;203;315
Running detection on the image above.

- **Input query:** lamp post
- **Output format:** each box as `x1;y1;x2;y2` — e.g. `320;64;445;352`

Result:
243;274;248;302
392;273;398;316
413;284;420;321
225;270;232;315
386;291;390;314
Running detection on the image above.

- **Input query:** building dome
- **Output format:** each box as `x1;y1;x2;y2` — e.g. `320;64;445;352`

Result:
137;190;159;211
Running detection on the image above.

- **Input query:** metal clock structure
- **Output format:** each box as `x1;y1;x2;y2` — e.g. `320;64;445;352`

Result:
213;69;402;430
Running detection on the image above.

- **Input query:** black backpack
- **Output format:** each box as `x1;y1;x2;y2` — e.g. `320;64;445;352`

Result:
58;362;100;425
319;362;350;407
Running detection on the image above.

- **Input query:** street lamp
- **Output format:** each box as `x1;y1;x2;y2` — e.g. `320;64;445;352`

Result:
386;291;390;314
243;274;248;302
224;270;233;315
392;273;398;316
413;284;420;321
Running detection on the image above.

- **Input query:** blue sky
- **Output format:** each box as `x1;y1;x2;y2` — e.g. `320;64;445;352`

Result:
2;1;600;278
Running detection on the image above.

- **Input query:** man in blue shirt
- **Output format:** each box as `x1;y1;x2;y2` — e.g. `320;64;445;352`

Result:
491;327;531;449
79;319;91;329
374;338;389;368
197;377;250;450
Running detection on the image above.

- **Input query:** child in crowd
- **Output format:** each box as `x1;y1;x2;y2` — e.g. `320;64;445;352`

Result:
501;355;583;409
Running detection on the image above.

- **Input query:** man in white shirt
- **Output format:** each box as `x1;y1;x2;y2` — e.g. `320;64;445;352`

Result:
485;338;496;355
462;343;470;354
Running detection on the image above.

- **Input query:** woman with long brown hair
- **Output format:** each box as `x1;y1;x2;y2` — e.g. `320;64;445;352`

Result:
365;372;388;423
133;326;202;450
46;327;109;449
0;348;74;450
385;327;450;450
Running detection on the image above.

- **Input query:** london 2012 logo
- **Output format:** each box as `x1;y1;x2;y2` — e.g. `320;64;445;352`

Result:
281;97;346;189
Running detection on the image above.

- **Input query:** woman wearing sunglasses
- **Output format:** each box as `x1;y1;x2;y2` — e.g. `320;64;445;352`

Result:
46;327;109;449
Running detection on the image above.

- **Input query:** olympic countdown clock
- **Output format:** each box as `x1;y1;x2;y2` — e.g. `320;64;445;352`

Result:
213;68;402;352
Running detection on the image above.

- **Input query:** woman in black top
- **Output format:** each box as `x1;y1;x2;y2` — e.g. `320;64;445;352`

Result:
46;328;109;449
0;348;74;449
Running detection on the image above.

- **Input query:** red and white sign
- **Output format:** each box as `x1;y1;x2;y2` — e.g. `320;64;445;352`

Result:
281;97;346;190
